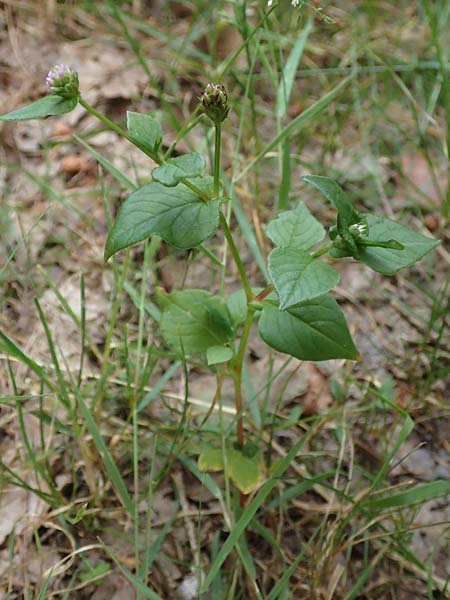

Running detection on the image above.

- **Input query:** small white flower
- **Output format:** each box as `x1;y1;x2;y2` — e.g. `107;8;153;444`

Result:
267;0;302;7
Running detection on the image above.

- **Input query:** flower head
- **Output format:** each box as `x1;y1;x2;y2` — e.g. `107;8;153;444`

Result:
46;64;79;99
349;219;369;239
201;83;230;124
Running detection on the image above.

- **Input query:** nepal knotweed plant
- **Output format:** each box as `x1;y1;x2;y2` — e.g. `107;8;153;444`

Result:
0;66;440;495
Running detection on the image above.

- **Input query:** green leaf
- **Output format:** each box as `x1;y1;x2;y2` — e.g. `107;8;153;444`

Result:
160;290;233;355
266;202;325;250
0;95;78;121
301;174;368;256
259;295;359;361
198;447;262;494
198;448;223;471
356;214;440;275
152;152;206;187
269;248;340;309
226;287;263;328
301;175;359;224
226;289;248;327
105;177;219;259
206;345;234;365
126;111;163;153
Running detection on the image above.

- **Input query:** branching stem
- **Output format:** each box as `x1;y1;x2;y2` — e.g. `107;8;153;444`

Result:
78;96;209;201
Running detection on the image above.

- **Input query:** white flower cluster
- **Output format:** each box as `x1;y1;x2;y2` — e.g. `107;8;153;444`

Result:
267;0;301;6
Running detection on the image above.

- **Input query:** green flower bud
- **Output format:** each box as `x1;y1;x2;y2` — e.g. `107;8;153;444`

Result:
349;219;369;239
46;65;79;100
201;83;230;124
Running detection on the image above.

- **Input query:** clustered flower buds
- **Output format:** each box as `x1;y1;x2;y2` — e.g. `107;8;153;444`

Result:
349;220;369;239
267;0;301;6
46;64;79;99
201;83;230;124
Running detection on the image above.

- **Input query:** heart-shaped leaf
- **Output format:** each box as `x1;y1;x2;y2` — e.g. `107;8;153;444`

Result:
266;201;325;250
160;290;233;355
105;177;219;259
269;247;340;309
0;95;78;121
152;152;206;187
259;295;359;361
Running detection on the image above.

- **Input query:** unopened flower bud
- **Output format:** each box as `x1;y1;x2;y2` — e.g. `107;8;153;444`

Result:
201;83;230;124
46;65;79;99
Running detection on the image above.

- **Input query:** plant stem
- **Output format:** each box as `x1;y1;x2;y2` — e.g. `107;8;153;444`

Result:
212;120;255;454
79;96;146;153
255;284;274;301
219;212;253;301
214;124;222;197
232;308;255;448
311;244;333;258
212;123;253;300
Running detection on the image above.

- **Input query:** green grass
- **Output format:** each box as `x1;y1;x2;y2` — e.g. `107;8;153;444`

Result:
0;1;449;598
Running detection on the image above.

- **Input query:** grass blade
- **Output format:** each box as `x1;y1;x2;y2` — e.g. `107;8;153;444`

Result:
99;540;164;600
138;361;181;412
275;18;313;119
362;480;450;511
0;331;48;383
72;384;135;515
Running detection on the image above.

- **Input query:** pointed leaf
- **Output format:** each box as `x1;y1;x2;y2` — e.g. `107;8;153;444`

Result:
269;248;340;309
126;111;163;153
152;152;206;187
266;202;325;250
105;177;219;259
206;345;234;365
357;214;440;275
301;175;359;224
160;290;233;355
259;295;359;361
0;95;78;121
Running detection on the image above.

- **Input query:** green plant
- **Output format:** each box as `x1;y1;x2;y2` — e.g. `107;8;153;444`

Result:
0;63;440;496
